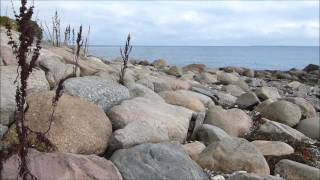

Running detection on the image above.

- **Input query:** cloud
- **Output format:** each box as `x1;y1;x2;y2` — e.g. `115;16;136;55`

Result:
0;0;318;46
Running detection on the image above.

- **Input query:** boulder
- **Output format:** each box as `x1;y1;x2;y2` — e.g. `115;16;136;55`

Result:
159;91;205;112
195;72;218;84
183;64;206;73
126;83;165;102
107;122;170;154
183;141;206;162
108;97;193;143
251;118;311;143
111;143;208;180
221;84;245;97
1;149;122;180
303;64;319;72
0;66;49;126
137;75;190;92
152;59;167;68
0;124;8;139
255;87;281;100
243;69;255;77
228;172;283;180
211;90;237;108
255;99;275;112
251;141;294;156
198;137;270;175
0;46;17;65
281;97;317;119
236;92;260;109
4;91;112;154
167;65;183;77
204;106;252;137
197;124;230;145
175;90;213;106
287;81;303;89
261;100;301;127
190;111;206;140
63;76;130;112
38;49;77;88
275;159;320;180
233;79;250;91
296;117;320;140
217;72;239;85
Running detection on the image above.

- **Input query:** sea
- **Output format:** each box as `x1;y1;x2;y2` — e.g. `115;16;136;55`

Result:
89;46;319;70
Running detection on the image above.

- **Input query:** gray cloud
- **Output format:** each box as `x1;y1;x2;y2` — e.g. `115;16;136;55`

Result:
1;0;319;46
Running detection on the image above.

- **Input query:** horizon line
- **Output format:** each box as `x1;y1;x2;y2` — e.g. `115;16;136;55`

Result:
88;45;320;47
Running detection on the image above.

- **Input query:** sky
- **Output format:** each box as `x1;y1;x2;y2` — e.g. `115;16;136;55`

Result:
1;0;319;46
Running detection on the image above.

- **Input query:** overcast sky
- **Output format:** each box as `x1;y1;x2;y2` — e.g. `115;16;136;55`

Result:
1;0;319;46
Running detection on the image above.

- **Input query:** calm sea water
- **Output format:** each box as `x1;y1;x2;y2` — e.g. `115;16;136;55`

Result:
89;46;319;70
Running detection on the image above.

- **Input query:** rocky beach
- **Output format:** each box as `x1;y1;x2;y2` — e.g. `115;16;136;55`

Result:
1;26;320;180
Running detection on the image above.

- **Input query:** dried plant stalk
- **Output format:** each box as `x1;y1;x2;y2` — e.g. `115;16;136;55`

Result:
119;33;132;85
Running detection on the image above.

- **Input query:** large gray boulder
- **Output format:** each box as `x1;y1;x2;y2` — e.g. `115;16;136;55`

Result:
236;92;260;109
37;50;76;88
111;143;208;180
198;137;270;175
6;91;113;154
255;87;281;100
217;72;239;85
251;118;311;143
261;100;302;127
281;97;317;119
183;141;206;162
0;66;49;126
126;83;165;102
63;76;130;112
221;84;245;97
204;106;252;137
197;124;230;145
159;90;205;112
107;122;170;154
251;140;294;156
2;149;123;180
275;159;320;180
296;117;320;140
108;97;193;143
